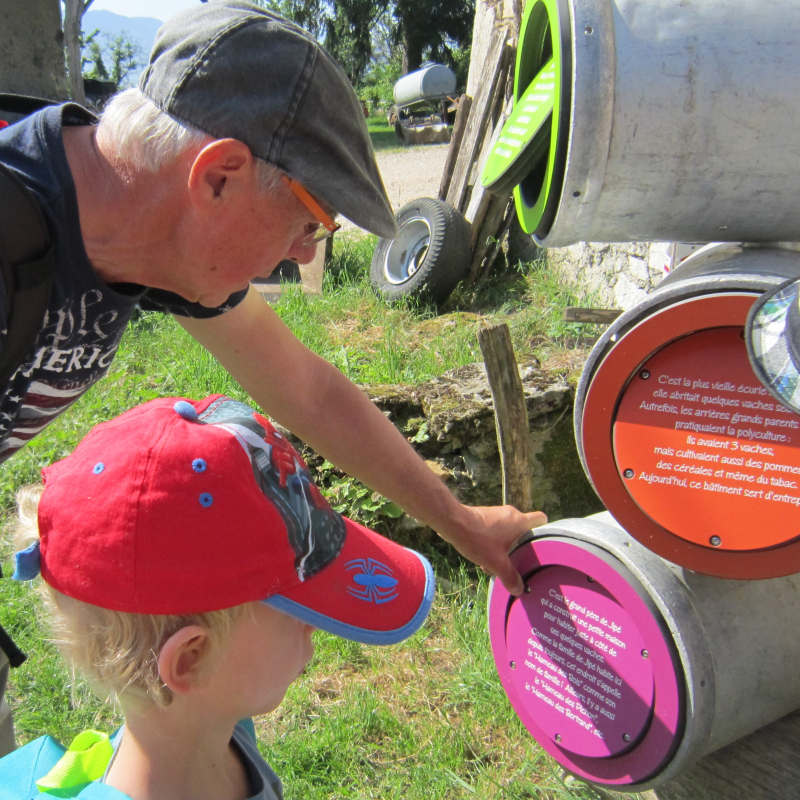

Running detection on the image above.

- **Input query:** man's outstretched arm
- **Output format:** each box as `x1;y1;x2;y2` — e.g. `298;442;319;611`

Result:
178;287;547;594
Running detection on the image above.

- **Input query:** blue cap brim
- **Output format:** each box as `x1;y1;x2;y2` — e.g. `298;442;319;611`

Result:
263;550;435;646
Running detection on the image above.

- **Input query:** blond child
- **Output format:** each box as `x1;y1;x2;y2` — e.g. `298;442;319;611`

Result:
1;395;434;800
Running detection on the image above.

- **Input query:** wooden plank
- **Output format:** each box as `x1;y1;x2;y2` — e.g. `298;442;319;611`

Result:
465;93;514;225
445;27;511;214
478;323;532;512
564;307;623;324
475;199;515;285
297;235;330;294
438;94;472;201
466;194;511;285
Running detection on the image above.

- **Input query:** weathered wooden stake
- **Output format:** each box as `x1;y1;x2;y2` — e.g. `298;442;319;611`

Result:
438;95;472;201
478;323;532;511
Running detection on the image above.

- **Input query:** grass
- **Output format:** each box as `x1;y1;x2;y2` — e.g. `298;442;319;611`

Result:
0;238;616;799
366;114;453;154
367;114;405;152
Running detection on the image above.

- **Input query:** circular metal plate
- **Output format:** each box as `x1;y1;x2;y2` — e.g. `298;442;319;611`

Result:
614;327;800;551
581;292;800;578
512;0;572;237
489;537;682;785
506;564;654;757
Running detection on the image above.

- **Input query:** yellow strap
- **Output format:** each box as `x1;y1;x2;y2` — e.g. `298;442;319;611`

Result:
36;730;113;793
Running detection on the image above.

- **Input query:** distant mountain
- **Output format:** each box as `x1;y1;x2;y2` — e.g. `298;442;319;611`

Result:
82;10;163;84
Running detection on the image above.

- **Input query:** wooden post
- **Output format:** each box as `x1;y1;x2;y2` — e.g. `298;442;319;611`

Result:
478;323;532;511
438;95;472;201
445;28;511;214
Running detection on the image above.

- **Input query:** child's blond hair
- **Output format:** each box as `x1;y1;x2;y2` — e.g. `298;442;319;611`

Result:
14;485;248;710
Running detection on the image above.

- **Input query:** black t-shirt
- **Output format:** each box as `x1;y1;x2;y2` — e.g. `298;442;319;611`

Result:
0;104;247;463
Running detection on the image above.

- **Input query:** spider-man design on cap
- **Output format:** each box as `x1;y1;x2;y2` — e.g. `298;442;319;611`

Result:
26;395;435;646
197;396;345;581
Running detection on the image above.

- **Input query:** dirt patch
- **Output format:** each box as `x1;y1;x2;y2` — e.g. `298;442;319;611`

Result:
339;143;450;234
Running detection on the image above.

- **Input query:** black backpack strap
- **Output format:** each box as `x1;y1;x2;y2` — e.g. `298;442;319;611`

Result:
0;163;54;388
0;93;59;118
0;622;26;668
0;165;52;670
0;96;57;671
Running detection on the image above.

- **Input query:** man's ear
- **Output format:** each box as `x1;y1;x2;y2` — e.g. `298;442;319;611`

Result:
158;625;209;695
187;139;254;210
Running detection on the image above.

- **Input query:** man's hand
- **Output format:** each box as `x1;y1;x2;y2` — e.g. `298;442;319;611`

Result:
178;288;549;596
437;505;548;596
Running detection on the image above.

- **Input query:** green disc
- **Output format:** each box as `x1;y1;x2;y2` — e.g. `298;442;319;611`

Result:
504;0;571;237
481;58;555;197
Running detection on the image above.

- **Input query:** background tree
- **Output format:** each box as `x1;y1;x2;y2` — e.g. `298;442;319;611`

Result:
253;0;472;89
64;0;95;103
82;30;143;88
392;0;473;74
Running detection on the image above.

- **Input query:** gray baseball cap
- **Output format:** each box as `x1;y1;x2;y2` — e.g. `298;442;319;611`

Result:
139;0;397;239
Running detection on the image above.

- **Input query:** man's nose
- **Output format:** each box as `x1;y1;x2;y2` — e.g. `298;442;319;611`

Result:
285;236;319;265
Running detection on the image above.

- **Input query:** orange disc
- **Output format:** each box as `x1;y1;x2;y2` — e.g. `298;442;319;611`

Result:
614;328;800;551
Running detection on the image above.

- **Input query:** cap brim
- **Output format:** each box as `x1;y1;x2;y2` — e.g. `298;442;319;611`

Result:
264;517;434;645
746;277;800;415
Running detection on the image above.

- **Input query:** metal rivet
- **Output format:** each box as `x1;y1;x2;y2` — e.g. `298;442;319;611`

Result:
623;733;631;742
610;333;618;342
587;576;595;583
555;734;562;742
623;469;634;479
710;536;722;547
510;661;516;669
524;586;531;593
640;370;650;380
584;26;593;34
641;649;649;658
719;225;728;231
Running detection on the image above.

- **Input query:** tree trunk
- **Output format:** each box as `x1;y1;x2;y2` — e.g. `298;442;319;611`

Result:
63;0;87;105
402;29;424;75
0;0;68;102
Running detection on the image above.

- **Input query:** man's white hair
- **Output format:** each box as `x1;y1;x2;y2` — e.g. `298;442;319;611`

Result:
99;88;282;193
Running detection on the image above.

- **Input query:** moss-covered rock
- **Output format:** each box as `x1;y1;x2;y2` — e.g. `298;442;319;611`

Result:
282;357;602;536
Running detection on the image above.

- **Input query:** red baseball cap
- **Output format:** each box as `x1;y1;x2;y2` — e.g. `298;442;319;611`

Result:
19;395;434;645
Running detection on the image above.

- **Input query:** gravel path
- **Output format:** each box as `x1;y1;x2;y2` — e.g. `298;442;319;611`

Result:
339;143;450;234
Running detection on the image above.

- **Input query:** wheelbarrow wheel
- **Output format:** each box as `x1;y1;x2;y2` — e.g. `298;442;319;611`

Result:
370;197;471;305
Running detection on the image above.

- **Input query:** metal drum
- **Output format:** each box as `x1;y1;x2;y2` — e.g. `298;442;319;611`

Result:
483;0;800;245
488;513;800;791
393;64;456;110
575;244;800;578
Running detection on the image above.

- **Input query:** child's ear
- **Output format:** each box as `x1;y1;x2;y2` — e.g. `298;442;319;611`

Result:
158;625;209;695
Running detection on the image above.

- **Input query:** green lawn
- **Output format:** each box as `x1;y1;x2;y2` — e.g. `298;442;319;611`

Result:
0;242;621;800
367;114;404;152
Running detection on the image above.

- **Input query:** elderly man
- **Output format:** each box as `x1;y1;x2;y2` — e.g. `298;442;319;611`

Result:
0;0;546;751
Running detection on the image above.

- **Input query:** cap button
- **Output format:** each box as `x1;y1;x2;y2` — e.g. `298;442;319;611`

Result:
173;400;198;421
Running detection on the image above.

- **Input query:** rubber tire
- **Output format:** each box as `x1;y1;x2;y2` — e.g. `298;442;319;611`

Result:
370;197;472;305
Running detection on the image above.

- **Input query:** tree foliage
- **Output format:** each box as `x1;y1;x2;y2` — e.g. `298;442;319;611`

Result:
392;0;473;75
82;30;143;88
251;0;472;87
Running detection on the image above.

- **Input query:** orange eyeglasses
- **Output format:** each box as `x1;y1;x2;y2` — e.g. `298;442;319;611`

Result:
281;174;341;246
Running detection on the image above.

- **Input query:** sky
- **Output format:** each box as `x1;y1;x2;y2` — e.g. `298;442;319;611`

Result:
87;0;202;22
